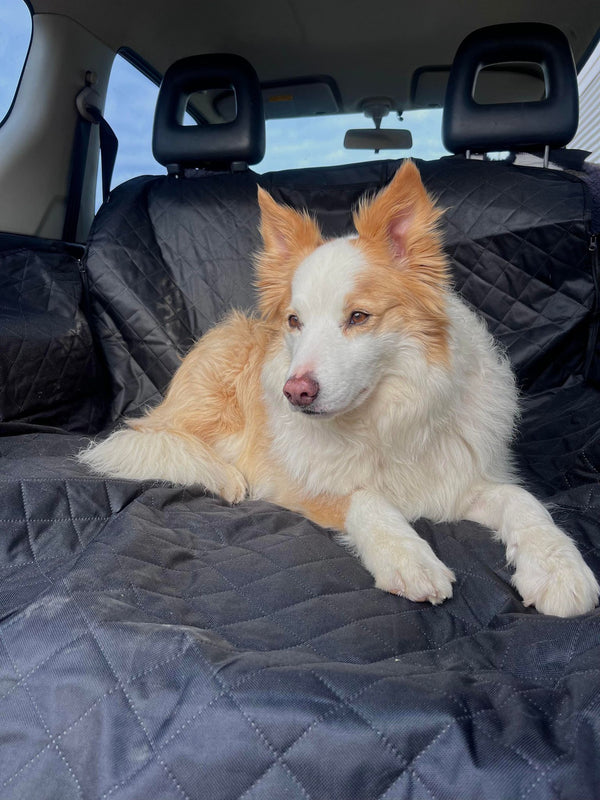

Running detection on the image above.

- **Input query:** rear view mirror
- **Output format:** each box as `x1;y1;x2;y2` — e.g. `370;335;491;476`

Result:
344;128;413;152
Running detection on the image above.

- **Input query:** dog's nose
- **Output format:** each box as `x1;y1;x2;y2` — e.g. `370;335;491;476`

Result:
283;374;319;407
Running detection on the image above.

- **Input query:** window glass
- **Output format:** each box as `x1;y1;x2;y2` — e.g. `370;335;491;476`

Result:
0;0;32;123
572;35;600;163
96;53;161;206
98;52;445;207
260;109;445;173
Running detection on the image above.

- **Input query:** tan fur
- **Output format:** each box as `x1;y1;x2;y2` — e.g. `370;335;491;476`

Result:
129;312;276;489
130;312;262;441
254;187;323;323
351;161;450;364
277;489;351;531
127;311;352;523
125;163;450;508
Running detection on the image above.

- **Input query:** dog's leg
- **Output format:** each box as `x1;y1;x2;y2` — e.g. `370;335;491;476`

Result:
297;489;455;604
464;483;599;616
345;490;456;603
79;427;247;503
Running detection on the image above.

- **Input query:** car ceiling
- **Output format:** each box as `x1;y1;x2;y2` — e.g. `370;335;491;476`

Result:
30;0;600;113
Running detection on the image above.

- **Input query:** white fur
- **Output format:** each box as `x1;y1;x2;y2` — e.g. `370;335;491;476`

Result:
464;483;600;617
263;243;516;519
259;238;599;616
283;239;394;415
344;490;456;604
80;230;599;617
79;428;247;503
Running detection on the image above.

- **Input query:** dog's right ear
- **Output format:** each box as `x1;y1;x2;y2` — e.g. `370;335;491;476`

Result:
255;187;323;322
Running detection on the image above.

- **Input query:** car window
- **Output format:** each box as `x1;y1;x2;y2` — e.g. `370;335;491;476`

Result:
99;54;445;204
95;53;161;207
98;53;445;206
0;0;32;124
572;35;600;163
260;109;445;172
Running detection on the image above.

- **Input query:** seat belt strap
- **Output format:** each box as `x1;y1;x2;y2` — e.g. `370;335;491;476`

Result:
86;105;118;206
62;79;118;242
62;114;91;242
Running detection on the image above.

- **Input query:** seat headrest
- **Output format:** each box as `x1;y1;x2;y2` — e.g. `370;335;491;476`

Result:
442;23;579;155
152;53;265;172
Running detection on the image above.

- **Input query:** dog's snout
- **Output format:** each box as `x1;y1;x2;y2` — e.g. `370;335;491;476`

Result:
283;374;319;407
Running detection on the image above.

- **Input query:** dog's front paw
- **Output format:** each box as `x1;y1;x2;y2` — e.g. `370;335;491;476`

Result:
345;491;455;606
372;538;456;605
513;528;599;617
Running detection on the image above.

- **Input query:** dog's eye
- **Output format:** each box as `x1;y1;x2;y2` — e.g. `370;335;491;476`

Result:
348;311;370;326
288;314;301;330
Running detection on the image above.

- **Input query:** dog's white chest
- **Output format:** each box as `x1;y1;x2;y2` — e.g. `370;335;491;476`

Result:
272;414;375;497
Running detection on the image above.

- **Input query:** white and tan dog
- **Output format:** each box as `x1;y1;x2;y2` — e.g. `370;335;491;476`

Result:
80;161;599;617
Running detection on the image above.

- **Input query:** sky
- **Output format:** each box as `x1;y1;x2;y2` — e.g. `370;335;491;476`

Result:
0;0;31;120
99;54;447;201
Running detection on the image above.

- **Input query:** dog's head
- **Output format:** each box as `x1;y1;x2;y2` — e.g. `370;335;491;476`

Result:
255;160;449;417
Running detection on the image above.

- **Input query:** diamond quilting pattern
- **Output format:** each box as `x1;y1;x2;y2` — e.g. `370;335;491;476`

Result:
420;159;593;389
0;476;591;798
85;174;263;420
0;391;599;800
85;159;594;421
0;242;108;431
3;159;597;798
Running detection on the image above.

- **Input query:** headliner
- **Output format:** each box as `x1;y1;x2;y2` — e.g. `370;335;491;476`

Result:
30;0;600;113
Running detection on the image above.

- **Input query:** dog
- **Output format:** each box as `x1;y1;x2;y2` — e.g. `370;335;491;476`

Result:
79;160;599;617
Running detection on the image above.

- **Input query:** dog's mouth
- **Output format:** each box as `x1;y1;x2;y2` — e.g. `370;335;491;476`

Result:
297;386;371;418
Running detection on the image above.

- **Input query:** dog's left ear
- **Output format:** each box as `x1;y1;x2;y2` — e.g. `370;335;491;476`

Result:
353;160;445;270
255;187;323;321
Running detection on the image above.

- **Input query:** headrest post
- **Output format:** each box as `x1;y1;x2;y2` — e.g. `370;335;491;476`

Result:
543;145;550;169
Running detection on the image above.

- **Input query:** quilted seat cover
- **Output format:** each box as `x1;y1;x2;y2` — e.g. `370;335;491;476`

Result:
84;158;595;420
0;158;599;799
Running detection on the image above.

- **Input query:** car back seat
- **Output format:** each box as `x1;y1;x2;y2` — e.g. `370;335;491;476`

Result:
441;21;599;391
83;37;597;427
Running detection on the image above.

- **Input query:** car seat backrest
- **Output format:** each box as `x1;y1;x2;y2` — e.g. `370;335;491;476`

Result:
84;161;594;423
440;21;598;387
83;45;596;425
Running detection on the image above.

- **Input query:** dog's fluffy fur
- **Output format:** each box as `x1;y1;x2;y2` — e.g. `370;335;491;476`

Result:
79;161;599;617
